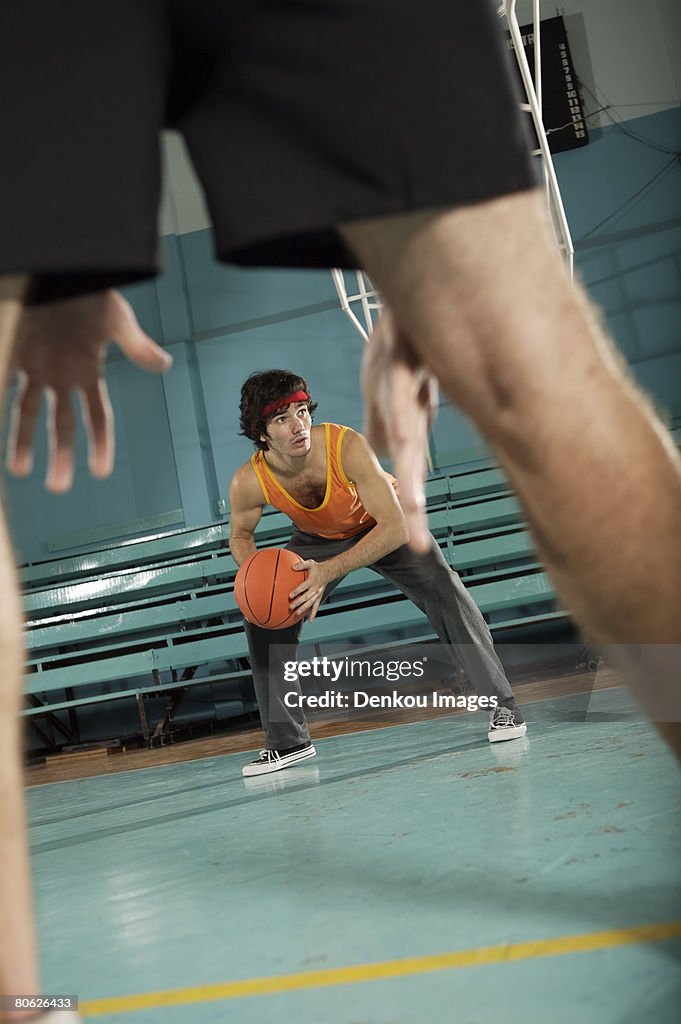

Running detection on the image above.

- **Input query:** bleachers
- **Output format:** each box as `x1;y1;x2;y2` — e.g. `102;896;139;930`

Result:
21;463;565;749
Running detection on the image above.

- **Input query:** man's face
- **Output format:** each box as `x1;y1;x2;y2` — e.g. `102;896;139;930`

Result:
261;402;312;457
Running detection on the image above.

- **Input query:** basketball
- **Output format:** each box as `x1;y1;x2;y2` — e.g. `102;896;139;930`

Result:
234;548;307;629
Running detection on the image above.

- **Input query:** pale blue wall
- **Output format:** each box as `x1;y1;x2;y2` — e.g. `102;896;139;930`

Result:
5;107;680;564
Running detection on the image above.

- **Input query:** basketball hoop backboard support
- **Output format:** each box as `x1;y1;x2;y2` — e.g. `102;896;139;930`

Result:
330;268;382;342
503;0;575;274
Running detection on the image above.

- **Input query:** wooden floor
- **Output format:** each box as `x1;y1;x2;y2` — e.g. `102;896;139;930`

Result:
25;667;622;786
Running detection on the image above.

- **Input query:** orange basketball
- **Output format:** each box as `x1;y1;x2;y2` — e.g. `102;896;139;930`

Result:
234;548;307;629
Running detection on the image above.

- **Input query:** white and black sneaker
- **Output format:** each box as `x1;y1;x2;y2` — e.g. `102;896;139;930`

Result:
242;741;316;777
488;700;527;743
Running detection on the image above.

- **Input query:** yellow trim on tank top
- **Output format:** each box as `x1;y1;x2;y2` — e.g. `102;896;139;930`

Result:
335;425;356;489
250;452;271;505
259;423;332;512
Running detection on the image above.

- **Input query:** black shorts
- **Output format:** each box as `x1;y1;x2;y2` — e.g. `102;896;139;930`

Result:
0;1;536;302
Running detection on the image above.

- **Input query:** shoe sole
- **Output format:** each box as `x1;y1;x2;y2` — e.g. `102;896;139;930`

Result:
488;723;528;743
242;745;317;777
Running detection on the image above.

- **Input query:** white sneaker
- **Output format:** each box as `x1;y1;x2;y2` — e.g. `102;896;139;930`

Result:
488;702;528;743
242;742;316;777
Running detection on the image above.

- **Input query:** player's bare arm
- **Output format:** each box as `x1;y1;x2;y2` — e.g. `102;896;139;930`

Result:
290;429;408;620
228;463;265;566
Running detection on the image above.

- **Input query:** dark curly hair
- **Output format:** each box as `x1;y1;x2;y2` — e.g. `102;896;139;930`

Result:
239;370;318;450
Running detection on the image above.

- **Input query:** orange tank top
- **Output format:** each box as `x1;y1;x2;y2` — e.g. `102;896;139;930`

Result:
251;423;379;540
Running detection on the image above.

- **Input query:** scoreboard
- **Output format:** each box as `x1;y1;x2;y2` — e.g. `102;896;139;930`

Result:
507;15;589;154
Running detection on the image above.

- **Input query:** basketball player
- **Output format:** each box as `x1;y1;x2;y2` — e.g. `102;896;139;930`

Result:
230;370;527;775
1;0;679;1017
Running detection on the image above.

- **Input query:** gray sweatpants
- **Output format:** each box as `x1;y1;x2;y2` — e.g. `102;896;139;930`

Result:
243;530;514;749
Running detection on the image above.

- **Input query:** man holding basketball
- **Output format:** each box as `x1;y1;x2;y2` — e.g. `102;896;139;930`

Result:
229;370;527;776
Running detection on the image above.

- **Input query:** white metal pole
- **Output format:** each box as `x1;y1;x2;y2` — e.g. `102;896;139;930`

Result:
506;0;575;275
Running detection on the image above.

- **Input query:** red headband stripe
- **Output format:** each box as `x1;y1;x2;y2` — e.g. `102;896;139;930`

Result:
262;391;309;418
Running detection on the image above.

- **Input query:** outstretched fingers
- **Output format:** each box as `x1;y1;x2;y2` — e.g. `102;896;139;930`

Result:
5;371;38;476
79;381;115;479
362;310;436;552
389;360;434;553
44;388;77;492
7;289;173;489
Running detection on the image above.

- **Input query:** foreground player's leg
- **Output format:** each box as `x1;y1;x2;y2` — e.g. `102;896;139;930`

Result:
340;192;681;747
0;275;41;1020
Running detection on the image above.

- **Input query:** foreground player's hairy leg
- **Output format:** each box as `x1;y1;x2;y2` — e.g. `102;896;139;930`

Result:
340;191;681;749
0;274;43;1020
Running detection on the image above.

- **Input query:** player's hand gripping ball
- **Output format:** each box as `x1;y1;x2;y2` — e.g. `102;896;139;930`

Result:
234;548;308;629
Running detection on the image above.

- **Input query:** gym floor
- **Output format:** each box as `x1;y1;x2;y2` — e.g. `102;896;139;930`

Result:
26;680;681;1023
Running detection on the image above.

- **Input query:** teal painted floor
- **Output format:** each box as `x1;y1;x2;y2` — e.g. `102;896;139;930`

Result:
28;687;681;1023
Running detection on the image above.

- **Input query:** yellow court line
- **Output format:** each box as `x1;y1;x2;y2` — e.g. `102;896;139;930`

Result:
81;920;681;1016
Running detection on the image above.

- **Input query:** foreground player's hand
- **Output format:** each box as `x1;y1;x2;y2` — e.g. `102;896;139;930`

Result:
6;289;173;492
362;308;437;553
290;559;330;622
